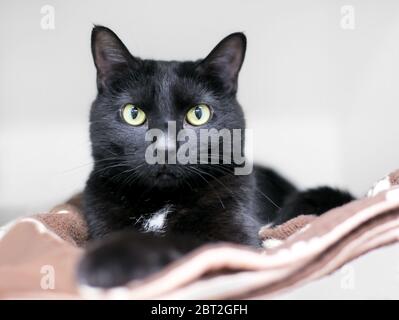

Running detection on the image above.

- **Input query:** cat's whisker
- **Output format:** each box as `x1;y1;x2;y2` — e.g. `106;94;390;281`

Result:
123;165;146;186
188;165;233;194
174;166;194;191
92;163;130;175
58;156;125;175
196;163;282;210
109;164;145;184
183;166;225;209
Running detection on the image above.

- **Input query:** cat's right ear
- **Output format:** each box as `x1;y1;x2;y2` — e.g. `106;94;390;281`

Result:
197;33;247;94
91;26;138;91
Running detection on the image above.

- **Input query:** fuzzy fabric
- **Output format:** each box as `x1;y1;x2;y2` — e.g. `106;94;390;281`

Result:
1;170;399;299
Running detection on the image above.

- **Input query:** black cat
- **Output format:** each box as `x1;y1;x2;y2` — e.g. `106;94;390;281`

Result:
77;26;353;288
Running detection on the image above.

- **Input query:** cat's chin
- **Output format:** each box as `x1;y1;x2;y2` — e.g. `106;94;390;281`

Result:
152;172;180;189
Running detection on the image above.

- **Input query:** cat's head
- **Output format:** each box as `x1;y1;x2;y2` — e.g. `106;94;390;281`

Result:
89;26;247;189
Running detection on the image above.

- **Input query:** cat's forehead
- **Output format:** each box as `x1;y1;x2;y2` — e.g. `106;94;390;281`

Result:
141;59;195;82
130;59;213;104
151;61;181;88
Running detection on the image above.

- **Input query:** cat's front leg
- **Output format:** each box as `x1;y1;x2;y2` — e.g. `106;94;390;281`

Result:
77;231;200;288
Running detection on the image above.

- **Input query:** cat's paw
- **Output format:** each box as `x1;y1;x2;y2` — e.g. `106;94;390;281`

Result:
77;231;198;288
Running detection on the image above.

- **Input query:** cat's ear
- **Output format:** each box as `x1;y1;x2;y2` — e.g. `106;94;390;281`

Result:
91;26;139;90
197;32;246;93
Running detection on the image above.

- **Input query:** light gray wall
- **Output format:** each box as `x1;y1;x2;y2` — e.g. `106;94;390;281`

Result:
277;243;399;299
1;0;399;222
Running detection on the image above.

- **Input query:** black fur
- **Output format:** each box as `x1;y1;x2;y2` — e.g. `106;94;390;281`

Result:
77;26;354;288
273;187;355;226
78;231;200;288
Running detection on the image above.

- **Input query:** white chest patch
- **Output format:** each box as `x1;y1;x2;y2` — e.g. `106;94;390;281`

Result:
139;205;173;233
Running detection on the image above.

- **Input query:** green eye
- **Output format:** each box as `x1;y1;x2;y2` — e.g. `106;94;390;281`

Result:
186;104;211;126
121;104;146;126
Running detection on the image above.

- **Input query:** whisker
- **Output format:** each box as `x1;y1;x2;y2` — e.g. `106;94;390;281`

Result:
184;166;225;209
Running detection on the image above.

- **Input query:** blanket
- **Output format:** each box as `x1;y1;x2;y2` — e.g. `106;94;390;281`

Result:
1;170;399;299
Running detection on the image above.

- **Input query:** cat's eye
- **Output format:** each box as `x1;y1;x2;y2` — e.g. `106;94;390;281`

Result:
121;104;146;126
186;104;211;126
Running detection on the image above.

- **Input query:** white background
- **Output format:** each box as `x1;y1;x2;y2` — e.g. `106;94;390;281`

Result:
1;0;399;222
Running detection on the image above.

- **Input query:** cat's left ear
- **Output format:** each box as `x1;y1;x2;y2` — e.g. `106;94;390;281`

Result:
197;33;246;94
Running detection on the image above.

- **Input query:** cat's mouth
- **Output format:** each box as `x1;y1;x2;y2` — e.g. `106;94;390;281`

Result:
156;172;176;179
153;165;178;180
151;168;180;188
